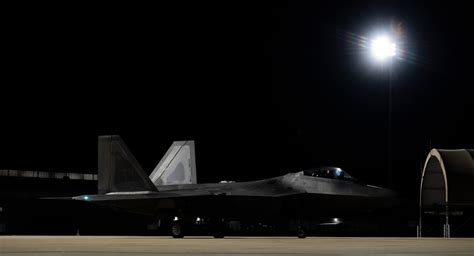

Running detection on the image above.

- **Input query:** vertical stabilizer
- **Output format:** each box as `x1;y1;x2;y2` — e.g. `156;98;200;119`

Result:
98;135;157;194
149;141;197;185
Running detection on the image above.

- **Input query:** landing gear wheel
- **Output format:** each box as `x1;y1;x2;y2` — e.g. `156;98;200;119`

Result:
171;222;184;238
213;231;224;238
297;226;306;238
212;219;225;238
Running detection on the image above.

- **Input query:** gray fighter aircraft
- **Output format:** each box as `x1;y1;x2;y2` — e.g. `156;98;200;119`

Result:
73;135;398;238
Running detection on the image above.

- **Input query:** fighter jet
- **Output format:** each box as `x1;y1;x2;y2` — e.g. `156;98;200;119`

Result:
73;135;398;238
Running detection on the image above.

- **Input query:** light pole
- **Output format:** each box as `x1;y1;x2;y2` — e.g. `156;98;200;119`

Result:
369;35;397;188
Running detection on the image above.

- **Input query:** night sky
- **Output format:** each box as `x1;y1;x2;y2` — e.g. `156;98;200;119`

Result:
2;1;473;197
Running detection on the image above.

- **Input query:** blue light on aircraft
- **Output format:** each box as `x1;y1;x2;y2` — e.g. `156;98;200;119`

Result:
84;196;89;201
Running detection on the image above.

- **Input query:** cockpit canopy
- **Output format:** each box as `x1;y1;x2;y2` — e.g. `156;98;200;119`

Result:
303;167;355;181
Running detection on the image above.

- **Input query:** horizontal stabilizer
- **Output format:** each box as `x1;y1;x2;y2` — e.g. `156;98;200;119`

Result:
39;196;73;200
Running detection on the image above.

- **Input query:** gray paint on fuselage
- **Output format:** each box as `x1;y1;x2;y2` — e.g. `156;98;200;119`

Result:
156;172;395;198
79;171;395;202
75;172;397;220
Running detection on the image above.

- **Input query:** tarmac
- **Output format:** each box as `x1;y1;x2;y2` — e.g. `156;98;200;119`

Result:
0;236;473;256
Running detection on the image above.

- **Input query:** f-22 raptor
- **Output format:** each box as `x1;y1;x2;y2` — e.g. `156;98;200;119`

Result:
74;135;398;238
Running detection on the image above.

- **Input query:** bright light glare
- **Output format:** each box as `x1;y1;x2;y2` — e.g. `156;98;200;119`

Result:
370;36;396;61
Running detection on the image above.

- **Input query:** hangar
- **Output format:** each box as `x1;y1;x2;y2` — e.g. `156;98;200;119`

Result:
0;169;95;234
419;149;474;237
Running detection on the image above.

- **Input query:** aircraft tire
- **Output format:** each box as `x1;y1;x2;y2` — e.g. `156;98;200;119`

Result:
297;226;306;238
171;222;184;238
213;231;225;238
212;219;226;238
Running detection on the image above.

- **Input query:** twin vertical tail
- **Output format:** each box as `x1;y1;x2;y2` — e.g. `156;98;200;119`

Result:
98;135;157;194
97;135;197;194
149;141;196;186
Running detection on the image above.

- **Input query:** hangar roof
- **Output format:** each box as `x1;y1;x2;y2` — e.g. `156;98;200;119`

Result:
420;149;474;207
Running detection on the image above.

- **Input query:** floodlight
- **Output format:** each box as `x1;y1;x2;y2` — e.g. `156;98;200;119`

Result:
370;36;396;61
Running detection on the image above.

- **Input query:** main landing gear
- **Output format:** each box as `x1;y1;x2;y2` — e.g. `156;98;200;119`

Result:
170;217;227;238
212;218;226;238
171;220;184;238
296;226;306;238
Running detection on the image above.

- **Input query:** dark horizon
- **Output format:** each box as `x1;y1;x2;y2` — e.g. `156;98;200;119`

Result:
1;1;473;197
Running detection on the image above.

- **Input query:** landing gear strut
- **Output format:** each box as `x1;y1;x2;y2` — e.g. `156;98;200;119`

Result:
212;218;226;238
171;221;184;238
